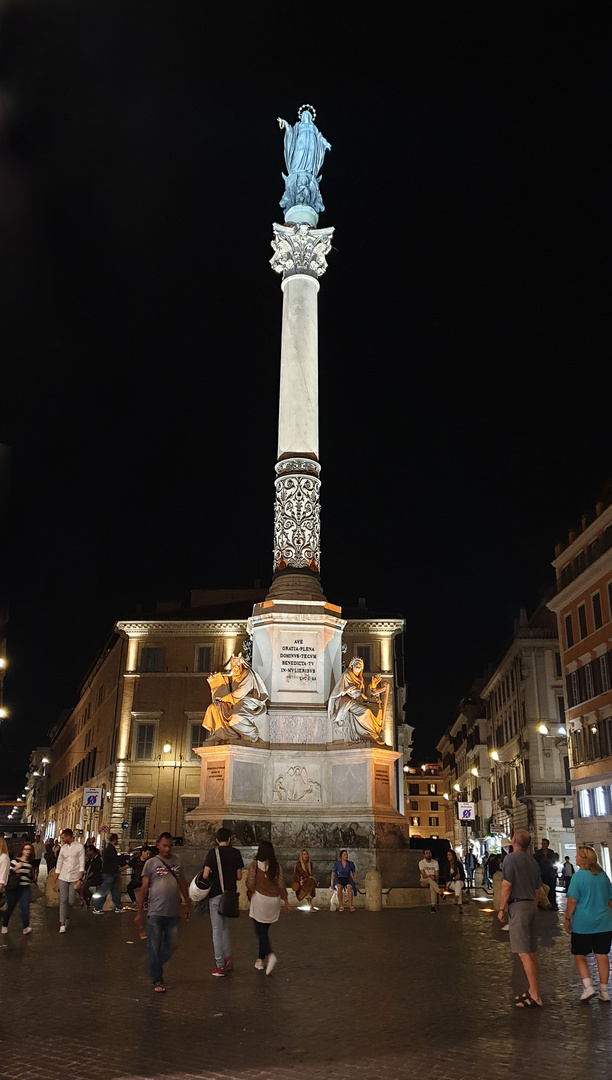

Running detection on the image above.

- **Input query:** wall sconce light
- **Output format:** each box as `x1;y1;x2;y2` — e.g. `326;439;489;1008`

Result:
163;743;171;754
558;726;567;736
41;758;50;765
471;768;478;777
443;793;450;801
403;765;409;773
490;751;499;761
0;707;8;719
538;724;549;735
453;784;461;793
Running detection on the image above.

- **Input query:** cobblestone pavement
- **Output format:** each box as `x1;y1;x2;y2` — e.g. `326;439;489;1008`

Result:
1;885;611;1080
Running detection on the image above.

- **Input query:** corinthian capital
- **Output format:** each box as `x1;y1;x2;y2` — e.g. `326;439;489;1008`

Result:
270;222;334;279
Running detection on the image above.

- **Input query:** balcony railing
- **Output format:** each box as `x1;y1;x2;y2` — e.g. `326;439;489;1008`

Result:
515;781;570;798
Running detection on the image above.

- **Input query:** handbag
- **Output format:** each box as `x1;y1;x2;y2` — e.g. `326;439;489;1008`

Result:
216;848;240;919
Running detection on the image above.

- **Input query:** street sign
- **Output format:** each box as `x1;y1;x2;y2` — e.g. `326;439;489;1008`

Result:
83;787;103;808
122;821;129;830
458;802;475;821
100;824;110;833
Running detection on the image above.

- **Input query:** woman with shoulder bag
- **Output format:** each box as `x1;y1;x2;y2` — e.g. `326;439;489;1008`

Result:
1;840;35;935
246;840;289;975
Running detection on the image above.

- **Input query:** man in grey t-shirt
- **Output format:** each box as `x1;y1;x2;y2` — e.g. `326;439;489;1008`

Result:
498;829;543;1007
135;833;191;991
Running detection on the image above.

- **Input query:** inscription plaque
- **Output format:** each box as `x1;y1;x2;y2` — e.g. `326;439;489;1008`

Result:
206;762;226;805
374;765;391;806
278;631;318;691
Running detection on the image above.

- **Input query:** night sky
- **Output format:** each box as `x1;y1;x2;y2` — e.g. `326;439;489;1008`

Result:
0;4;609;795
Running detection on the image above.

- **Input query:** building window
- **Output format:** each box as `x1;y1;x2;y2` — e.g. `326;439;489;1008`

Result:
600;655;610;693
130;806;147;839
196;645;213;673
565;614;574;648
428;783;437;794
355;645;373;672
411;817;420;827
585;664;595;701
428;816;439;827
594;787;607;816
578;605;588;640
408;783;419;796
556;697;565;724
410;800;418;811
430;801;439;811
578;789;592;818
593;593;603;630
608;581;612;621
554;652;562;678
134;723;155;760
570;671;579;706
139;647;164;673
190;722;208;760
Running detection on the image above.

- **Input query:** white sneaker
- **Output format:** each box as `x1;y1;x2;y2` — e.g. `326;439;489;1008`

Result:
265;953;277;976
1;926;7;935
501;924;510;931
23;927;32;935
581;984;596;1000
59;925;67;934
599;986;611;1001
92;909;103;915
254;959;264;971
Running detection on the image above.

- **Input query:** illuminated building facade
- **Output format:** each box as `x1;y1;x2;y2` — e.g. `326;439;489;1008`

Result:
403;763;444;840
437;684;491;856
547;493;612;869
483;604;573;859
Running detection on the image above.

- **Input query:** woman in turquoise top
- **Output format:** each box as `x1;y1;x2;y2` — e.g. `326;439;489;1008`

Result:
565;846;612;1002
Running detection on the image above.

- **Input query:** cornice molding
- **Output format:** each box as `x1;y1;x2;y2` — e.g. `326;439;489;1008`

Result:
343;619;405;635
548;549;612;611
116;620;249;637
552;504;612;568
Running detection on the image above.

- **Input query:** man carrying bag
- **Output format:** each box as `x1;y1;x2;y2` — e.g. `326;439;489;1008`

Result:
201;827;244;978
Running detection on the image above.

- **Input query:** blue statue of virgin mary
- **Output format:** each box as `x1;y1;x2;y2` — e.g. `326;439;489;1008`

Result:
277;105;331;226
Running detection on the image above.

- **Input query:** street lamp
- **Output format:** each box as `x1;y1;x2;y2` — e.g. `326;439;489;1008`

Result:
538;724;549;735
471;768;478;777
453;783;460;793
490;751;499;761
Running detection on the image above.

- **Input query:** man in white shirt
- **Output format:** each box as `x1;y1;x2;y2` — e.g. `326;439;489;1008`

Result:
53;829;85;933
419;849;440;912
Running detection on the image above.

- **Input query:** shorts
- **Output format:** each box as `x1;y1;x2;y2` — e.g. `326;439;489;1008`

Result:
508;901;537;954
571;931;612;956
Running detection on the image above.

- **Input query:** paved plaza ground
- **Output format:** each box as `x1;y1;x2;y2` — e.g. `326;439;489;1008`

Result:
2;882;611;1080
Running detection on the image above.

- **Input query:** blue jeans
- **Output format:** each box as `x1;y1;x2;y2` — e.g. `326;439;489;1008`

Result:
147;915;179;985
2;887;30;929
209;894;231;968
93;874;121;912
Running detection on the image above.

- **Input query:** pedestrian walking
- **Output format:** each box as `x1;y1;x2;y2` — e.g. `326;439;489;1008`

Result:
446;850;465;911
53;829;85;933
533;837;559;910
497;829;544;1007
563;856;575;891
330;849;357;911
44;838;56;874
126;845;151;906
32;835;45;882
0;836;9;902
246;839;289;975
419;849;441;912
292;849;318;910
1;840;35;936
564;846;612;1002
92;833;126;913
200;827;244;977
134;832;191;993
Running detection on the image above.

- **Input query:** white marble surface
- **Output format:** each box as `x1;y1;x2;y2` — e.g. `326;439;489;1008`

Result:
277;274;319;458
269;710;327;744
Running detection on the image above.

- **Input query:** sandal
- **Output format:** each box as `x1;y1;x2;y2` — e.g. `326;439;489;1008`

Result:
514;992;541;1008
153;983;166;993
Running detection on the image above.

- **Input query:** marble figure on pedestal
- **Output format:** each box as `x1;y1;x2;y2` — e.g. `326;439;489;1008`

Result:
202;653;268;744
328;658;388;746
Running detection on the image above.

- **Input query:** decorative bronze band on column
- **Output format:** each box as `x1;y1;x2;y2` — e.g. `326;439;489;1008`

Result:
273;457;321;574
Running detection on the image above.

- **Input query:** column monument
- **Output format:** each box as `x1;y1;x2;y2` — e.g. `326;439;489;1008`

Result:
185;107;410;887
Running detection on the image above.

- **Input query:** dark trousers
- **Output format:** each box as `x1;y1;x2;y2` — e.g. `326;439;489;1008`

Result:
147;915;179;985
252;918;272;960
2;887;30;929
93;873;121;912
126;880;140;905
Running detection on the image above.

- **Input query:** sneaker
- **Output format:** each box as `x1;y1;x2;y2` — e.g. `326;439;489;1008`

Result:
254;959;265;971
59;925;67;934
211;967;225;977
224;956;233;972
114;907;126;912
23;927;32;935
92;909;103;915
501;924;510;931
581;984;596;1001
265;953;277;976
1;927;7;935
599;987;611;1002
